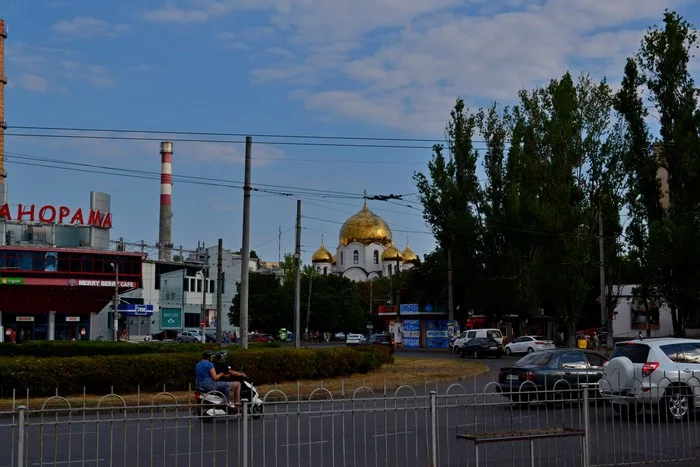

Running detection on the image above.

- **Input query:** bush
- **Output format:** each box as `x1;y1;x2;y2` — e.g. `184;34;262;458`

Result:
0;346;392;397
0;341;220;358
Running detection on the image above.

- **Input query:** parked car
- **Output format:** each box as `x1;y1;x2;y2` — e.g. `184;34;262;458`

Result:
599;338;700;421
504;335;556;356
460;337;503;359
498;349;606;402
176;330;202;342
346;333;366;345
453;328;503;354
366;333;394;353
249;334;275;343
150;330;179;341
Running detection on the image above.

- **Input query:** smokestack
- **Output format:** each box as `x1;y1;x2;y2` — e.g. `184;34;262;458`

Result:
159;141;173;261
0;19;7;180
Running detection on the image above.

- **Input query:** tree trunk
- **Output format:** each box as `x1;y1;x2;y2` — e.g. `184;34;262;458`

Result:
670;304;684;337
568;321;577;348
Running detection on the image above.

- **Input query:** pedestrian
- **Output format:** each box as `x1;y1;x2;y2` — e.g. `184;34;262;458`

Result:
592;332;599;349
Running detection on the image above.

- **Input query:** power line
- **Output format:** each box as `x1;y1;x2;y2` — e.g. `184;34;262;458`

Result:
252;226;295;250
8;125;449;144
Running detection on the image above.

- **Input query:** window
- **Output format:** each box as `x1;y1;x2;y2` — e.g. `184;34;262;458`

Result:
586;353;605;368
467;331;477;339
184;313;201;328
353;250;359;264
679;343;700;364
317;267;321;273
517;352;552;366
388;264;392;275
514;337;529;343
487;330;502;339
631;303;660;330
340;252;344;265
660;344;683;363
610;343;650;364
373;251;379;264
323;267;328;274
559;352;587;369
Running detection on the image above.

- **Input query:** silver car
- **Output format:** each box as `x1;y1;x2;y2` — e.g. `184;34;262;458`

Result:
176;330;202;342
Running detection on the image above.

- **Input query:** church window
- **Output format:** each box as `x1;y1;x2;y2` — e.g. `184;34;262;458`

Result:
373;250;379;264
340;252;344;265
353;250;359;264
317;267;321;273
323;267;328;274
388;264;392;275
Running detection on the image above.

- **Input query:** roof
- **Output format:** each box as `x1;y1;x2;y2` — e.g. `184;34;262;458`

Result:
0;245;145;257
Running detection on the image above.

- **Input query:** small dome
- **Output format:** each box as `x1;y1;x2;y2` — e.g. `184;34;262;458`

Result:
311;243;333;263
381;244;403;262
339;204;392;247
402;245;419;264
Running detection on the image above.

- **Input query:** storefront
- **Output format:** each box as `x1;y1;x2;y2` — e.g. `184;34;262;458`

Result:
378;303;455;349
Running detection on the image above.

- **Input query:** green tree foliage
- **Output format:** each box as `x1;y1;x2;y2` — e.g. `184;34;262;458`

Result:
229;272;291;333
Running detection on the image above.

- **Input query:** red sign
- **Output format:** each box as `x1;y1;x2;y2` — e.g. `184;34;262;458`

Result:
378;305;398;314
0;203;112;229
200;321;206;327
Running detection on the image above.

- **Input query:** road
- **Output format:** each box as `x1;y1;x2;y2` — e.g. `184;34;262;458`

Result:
1;350;698;466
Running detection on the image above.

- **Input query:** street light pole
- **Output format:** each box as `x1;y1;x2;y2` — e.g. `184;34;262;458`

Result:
112;263;119;342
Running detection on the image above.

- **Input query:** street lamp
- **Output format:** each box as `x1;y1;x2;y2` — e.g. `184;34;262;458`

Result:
110;262;119;342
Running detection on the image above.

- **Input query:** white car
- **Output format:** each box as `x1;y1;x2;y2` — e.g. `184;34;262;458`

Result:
599;337;700;421
346;333;366;345
504;335;555;356
453;328;503;354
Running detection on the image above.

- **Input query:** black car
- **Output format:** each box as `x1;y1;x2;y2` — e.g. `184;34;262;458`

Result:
497;349;606;402
366;334;395;353
460;337;503;358
150;330;179;341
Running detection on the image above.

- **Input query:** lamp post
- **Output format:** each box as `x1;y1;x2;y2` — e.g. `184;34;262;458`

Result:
111;262;119;342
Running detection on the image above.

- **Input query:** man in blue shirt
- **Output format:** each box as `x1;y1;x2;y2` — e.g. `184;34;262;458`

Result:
195;350;234;407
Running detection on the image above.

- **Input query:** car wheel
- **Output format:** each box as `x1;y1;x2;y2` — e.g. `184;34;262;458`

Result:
177;338;183;343
663;386;692;422
453;346;460;354
527;347;534;354
505;347;511;356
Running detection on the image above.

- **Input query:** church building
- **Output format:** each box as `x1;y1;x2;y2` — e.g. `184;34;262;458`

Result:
310;200;418;281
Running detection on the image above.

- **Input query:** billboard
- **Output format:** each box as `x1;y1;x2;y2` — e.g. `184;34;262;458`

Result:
403;320;420;348
426;320;449;348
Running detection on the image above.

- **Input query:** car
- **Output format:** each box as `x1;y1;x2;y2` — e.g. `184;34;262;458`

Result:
176;330;201;342
346;333;366;345
150;330;179;341
460;337;503;359
599;337;700;421
453;328;503;354
366;333;394;353
498;349;606;402
504;335;556;356
249;334;275;343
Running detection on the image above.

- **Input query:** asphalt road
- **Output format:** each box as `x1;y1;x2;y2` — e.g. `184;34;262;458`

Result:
1;350;699;466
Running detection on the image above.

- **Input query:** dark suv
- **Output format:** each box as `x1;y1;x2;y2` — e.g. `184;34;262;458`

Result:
367;334;395;353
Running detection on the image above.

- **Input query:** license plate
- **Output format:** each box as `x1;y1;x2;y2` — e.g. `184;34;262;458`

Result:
489;346;497;350
506;375;518;381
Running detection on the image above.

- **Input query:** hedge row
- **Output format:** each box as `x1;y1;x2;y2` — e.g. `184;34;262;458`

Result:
0;340;284;357
0;341;220;357
0;346;393;397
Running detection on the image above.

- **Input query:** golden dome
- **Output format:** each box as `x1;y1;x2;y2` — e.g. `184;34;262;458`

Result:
339;204;392;247
331;254;337;265
402;244;419;264
381;243;403;262
311;243;333;263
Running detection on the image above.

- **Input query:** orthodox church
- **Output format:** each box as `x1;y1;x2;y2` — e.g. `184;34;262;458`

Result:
310;199;419;281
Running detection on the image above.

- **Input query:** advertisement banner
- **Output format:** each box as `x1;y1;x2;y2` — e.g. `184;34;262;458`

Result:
0;277;24;285
161;308;182;328
426;320;449;348
403;320;421;348
399;304;419;314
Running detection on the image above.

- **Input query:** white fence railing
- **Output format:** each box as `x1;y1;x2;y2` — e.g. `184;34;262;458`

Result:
2;374;700;466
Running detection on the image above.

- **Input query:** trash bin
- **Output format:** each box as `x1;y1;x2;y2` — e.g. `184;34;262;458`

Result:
577;339;587;349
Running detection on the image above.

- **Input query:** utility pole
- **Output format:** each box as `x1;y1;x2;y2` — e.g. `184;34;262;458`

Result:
293;199;302;348
395;254;401;316
598;210;610;348
304;272;313;344
200;245;208;343
278;225;282;264
447;248;454;322
216;238;223;345
239;136;252;350
112;263;119;342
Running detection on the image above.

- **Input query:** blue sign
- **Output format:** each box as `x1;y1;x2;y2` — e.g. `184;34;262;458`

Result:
403;320;420;348
399;304;419;314
424;304;433;313
426;320;449;348
112;304;154;316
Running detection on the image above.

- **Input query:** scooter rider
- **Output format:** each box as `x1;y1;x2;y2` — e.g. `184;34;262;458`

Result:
195;350;235;408
212;350;247;406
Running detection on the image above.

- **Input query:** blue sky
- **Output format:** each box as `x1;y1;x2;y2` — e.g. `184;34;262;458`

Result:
2;0;698;264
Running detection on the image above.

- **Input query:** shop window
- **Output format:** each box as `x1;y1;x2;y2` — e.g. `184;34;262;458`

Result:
184;313;201;328
631;304;660;330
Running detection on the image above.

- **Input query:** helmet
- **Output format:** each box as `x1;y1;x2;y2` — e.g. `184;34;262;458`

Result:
214;350;227;361
202;350;215;359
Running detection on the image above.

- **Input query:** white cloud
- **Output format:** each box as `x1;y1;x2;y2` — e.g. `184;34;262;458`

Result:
140;0;695;132
51;17;131;39
16;74;49;92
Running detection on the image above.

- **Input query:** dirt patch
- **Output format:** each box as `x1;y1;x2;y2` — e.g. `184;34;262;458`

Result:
0;357;487;410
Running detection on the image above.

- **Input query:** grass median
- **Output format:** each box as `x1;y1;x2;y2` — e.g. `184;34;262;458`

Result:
0;357;488;410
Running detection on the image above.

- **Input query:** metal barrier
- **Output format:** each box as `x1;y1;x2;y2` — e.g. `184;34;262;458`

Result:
2;373;700;466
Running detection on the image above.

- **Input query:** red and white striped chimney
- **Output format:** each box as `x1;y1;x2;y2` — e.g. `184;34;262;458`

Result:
159;141;173;261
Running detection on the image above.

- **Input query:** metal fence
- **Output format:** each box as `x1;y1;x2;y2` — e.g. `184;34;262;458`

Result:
2;374;700;467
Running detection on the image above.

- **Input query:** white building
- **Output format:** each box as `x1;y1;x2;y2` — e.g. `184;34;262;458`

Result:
310;201;418;281
611;285;674;340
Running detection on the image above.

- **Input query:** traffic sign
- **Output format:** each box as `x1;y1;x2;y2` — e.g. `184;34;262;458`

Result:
200;321;206;327
367;324;374;329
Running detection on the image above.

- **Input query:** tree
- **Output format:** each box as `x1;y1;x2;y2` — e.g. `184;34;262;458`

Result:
229;272;291;333
632;11;700;336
